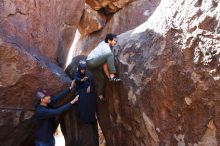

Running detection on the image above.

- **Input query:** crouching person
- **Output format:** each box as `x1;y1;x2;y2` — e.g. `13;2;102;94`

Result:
34;85;78;146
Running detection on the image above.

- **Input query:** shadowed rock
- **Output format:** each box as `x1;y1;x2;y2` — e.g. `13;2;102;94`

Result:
0;41;72;145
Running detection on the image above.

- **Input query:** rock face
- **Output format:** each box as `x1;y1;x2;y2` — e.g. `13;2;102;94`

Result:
76;0;160;55
79;4;106;36
0;40;71;146
86;0;134;13
0;0;84;145
95;0;220;145
1;0;220;146
0;0;84;67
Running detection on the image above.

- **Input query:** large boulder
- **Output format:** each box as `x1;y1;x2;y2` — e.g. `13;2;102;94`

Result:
0;40;71;145
0;1;85;144
97;0;220;145
1;0;220;145
79;4;107;36
86;0;134;13
0;0;84;67
75;0;160;55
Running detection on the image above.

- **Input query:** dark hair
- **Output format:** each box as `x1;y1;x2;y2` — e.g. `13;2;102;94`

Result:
104;33;117;43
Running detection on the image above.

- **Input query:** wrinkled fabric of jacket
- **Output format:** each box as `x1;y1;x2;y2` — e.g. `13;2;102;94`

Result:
73;69;97;124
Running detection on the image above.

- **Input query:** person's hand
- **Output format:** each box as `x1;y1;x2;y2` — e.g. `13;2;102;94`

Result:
83;76;88;81
70;80;76;90
87;86;91;93
70;95;79;104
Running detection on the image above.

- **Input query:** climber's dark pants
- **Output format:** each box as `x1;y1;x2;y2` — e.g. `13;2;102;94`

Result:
86;52;116;95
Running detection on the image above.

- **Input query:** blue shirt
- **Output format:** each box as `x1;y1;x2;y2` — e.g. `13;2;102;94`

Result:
34;88;71;142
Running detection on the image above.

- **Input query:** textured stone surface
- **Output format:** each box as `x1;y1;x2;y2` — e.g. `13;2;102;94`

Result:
0;41;71;145
0;0;84;67
0;42;70;108
1;0;220;145
79;4;106;36
86;0;134;13
0;113;36;146
75;0;160;56
0;1;84;144
95;0;220;145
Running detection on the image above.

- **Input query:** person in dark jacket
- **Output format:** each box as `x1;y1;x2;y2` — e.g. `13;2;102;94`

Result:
73;61;97;124
34;85;78;146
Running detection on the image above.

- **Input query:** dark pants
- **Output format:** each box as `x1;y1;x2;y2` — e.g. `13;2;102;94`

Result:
86;52;116;96
35;137;55;146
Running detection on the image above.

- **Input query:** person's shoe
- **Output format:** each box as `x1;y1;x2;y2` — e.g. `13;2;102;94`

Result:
109;77;121;82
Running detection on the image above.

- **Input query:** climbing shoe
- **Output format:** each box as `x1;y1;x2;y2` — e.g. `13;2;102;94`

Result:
109;77;121;82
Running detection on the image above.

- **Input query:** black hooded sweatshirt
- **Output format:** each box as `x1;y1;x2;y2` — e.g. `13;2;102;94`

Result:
73;64;97;123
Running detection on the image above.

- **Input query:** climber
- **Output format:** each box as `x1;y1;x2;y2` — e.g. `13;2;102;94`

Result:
73;61;97;124
34;84;78;146
86;33;121;100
